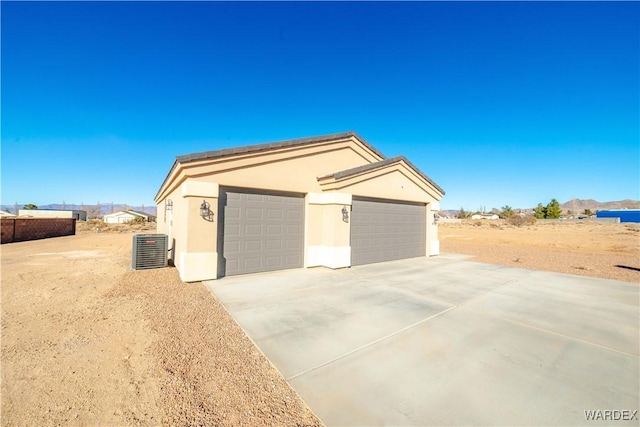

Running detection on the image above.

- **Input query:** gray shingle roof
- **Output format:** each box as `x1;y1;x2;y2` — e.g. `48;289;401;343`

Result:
319;155;445;195
175;131;385;163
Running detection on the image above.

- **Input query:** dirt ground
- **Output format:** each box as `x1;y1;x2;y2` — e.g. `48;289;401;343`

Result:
1;224;322;426
440;219;640;283
2;219;638;426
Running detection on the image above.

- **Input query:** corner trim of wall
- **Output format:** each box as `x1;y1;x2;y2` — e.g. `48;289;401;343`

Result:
306;245;351;269
429;240;440;256
178;251;218;282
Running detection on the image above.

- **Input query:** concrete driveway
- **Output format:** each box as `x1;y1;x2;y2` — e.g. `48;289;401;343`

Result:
204;254;639;426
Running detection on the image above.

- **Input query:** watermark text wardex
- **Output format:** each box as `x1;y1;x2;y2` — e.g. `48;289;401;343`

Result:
584;410;638;421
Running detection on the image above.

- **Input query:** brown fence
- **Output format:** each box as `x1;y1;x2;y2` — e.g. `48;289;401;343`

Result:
1;218;76;244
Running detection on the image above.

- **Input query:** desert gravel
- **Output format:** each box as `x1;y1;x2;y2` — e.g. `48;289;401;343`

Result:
440;220;640;283
1;229;322;427
107;268;322;427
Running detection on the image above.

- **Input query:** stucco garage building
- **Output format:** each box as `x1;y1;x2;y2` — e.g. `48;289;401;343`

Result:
155;132;445;282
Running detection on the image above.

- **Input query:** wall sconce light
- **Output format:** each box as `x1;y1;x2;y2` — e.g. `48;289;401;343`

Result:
342;206;349;223
200;199;213;221
433;213;440;225
164;199;173;222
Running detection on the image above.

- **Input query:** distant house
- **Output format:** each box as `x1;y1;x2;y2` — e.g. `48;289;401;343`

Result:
18;209;87;221
471;213;499;220
596;209;640;223
0;210;16;218
103;210;157;224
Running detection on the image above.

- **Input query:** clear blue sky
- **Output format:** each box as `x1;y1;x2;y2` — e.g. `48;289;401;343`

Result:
2;1;638;211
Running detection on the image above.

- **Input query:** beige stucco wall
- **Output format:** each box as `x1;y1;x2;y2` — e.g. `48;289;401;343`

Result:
305;193;352;269
319;163;441;203
156;182;219;282
426;202;440;256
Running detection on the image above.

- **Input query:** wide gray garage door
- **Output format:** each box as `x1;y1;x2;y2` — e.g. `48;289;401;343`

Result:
219;189;304;276
351;198;426;266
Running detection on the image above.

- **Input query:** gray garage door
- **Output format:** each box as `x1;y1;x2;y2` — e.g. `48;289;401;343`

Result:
219;189;304;276
351;198;426;266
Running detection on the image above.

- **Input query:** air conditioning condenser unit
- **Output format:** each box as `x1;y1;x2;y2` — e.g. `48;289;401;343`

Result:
132;234;168;270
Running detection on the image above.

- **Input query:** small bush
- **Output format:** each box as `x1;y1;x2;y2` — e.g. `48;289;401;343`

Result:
507;215;536;227
128;216;148;225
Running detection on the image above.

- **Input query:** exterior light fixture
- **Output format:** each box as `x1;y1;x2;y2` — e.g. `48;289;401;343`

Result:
342;206;349;223
433;213;440;225
164;199;173;222
200;200;213;221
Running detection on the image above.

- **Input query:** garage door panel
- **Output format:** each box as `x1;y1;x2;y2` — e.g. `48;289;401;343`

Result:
244;240;262;252
286;209;302;221
226;207;240;219
265;256;284;268
245;194;263;202
351;198;426;266
286;224;302;234
267;225;282;235
225;241;240;252
225;223;240;236
266;239;282;250
226;259;239;272
221;189;304;276
245;224;263;235
286;239;302;250
246;208;264;220
243;258;262;269
267;209;283;220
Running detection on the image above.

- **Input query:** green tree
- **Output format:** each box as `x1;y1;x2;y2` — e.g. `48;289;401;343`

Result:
500;205;514;218
457;207;471;219
23;203;38;210
533;203;547;219
583;208;593;216
546;198;562;219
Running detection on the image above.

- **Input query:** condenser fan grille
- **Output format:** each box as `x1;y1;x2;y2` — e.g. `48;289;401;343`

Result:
132;234;168;270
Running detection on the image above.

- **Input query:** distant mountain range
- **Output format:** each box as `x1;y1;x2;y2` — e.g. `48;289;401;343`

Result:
559;198;639;212
0;203;157;217
442;198;639;217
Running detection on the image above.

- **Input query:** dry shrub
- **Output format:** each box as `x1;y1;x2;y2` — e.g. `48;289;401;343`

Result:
76;217;155;234
127;216;148;226
507;215;536;227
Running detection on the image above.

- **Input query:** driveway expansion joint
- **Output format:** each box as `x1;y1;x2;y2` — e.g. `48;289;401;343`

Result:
286;271;534;381
285;305;458;381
